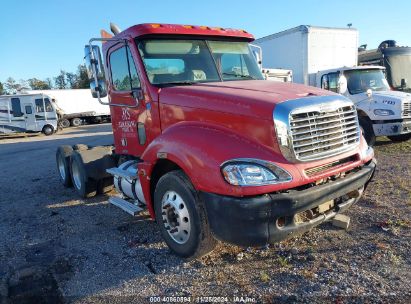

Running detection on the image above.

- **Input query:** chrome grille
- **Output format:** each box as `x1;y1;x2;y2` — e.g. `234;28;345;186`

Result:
403;100;411;117
289;105;360;161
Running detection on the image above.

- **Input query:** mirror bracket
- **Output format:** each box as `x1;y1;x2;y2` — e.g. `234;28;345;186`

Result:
86;37;139;108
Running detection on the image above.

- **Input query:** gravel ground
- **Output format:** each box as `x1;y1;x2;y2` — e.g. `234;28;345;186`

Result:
0;125;410;304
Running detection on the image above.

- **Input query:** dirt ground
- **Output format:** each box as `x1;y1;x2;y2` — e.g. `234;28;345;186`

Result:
0;124;410;304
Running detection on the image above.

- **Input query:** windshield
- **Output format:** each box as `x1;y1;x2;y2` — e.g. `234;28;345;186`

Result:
344;69;390;95
385;54;411;91
137;39;264;86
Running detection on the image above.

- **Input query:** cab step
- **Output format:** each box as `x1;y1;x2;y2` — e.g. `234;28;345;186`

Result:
106;167;138;179
108;196;143;216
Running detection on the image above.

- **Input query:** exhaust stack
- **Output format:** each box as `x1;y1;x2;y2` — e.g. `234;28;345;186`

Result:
110;22;121;35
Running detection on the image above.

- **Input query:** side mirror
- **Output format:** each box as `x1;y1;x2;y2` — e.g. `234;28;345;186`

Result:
338;75;348;94
366;89;373;98
401;78;407;89
84;45;107;98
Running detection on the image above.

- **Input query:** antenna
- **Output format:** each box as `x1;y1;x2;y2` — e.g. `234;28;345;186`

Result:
110;22;121;35
347;23;352;28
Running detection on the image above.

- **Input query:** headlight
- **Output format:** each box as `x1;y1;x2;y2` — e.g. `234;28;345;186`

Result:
221;158;292;186
374;109;394;116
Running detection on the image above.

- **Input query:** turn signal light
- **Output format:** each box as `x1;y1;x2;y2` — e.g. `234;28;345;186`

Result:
150;24;162;28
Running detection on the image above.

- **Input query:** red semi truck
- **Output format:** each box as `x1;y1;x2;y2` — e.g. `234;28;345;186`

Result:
56;23;376;258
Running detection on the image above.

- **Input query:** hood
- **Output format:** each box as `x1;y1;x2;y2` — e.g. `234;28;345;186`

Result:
372;90;411;101
158;80;332;120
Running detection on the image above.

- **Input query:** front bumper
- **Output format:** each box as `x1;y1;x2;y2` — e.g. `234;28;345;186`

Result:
202;159;376;247
373;119;411;136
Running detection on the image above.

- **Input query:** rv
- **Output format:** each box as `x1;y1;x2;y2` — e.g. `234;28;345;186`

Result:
0;93;58;135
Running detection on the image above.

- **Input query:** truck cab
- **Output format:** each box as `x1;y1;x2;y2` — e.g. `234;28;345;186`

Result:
318;66;411;145
56;23;376;258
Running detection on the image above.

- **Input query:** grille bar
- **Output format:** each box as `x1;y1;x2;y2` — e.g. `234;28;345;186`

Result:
403;101;411;117
289;105;360;161
291;109;356;123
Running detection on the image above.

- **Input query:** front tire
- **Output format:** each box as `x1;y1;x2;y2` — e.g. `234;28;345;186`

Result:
387;133;411;142
70;152;97;198
42;124;54;136
154;170;216;258
359;116;376;147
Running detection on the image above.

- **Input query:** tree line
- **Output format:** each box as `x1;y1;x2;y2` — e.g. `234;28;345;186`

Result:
0;64;89;95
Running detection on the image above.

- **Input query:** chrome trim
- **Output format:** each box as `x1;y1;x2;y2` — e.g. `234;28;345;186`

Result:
273;95;361;162
220;158;293;186
403;100;411;117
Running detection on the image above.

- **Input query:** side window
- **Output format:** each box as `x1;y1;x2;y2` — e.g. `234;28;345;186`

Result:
321;74;329;90
25;105;33;114
35;98;51;112
110;46;140;91
11;98;23;117
44;99;53;112
321;73;339;93
221;54;249;77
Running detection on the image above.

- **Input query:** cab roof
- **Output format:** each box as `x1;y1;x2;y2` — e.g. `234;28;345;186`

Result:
114;23;255;41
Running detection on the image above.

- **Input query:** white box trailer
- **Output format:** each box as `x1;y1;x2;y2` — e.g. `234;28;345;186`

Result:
254;25;358;85
0;93;58;135
28;89;110;128
254;25;411;145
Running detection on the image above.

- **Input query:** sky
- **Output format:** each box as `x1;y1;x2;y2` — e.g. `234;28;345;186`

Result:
0;0;410;83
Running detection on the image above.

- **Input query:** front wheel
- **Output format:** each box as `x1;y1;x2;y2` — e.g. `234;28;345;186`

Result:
42;124;54;136
154;170;216;258
387;133;411;142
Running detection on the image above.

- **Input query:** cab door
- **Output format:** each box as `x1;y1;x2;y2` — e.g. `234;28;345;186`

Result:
24;103;37;131
107;43;147;156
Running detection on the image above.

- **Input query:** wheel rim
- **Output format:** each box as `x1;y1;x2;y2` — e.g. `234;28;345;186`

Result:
161;191;191;244
71;161;82;190
58;155;66;180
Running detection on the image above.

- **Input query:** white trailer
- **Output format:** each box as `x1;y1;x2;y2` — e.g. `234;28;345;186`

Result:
255;25;411;145
28;89;111;128
0;93;58;135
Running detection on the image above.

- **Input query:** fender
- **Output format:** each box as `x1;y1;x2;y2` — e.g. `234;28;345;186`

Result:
137;122;305;216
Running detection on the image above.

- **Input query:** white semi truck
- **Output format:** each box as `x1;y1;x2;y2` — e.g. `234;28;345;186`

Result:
28;89;111;128
254;25;411;145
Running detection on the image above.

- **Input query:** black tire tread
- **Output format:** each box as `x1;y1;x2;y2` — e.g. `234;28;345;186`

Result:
154;170;216;259
56;145;73;187
359;116;376;147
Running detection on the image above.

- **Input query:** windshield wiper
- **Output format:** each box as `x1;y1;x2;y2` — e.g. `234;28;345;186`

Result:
162;81;196;86
222;72;257;80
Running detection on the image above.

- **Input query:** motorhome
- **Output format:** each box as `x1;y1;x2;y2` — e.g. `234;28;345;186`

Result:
0;93;58;135
255;26;411;145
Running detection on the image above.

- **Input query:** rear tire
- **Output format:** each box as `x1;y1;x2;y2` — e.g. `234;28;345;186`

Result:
42;124;54;136
60;119;70;128
387;133;411;142
71;118;82;127
70;152;97;198
154;170;216;258
359;116;376;147
56;145;73;187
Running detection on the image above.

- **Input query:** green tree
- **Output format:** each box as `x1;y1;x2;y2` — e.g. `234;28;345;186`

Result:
66;72;78;89
76;65;90;89
0;82;4;95
28;78;51;90
54;70;67;89
4;77;29;94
